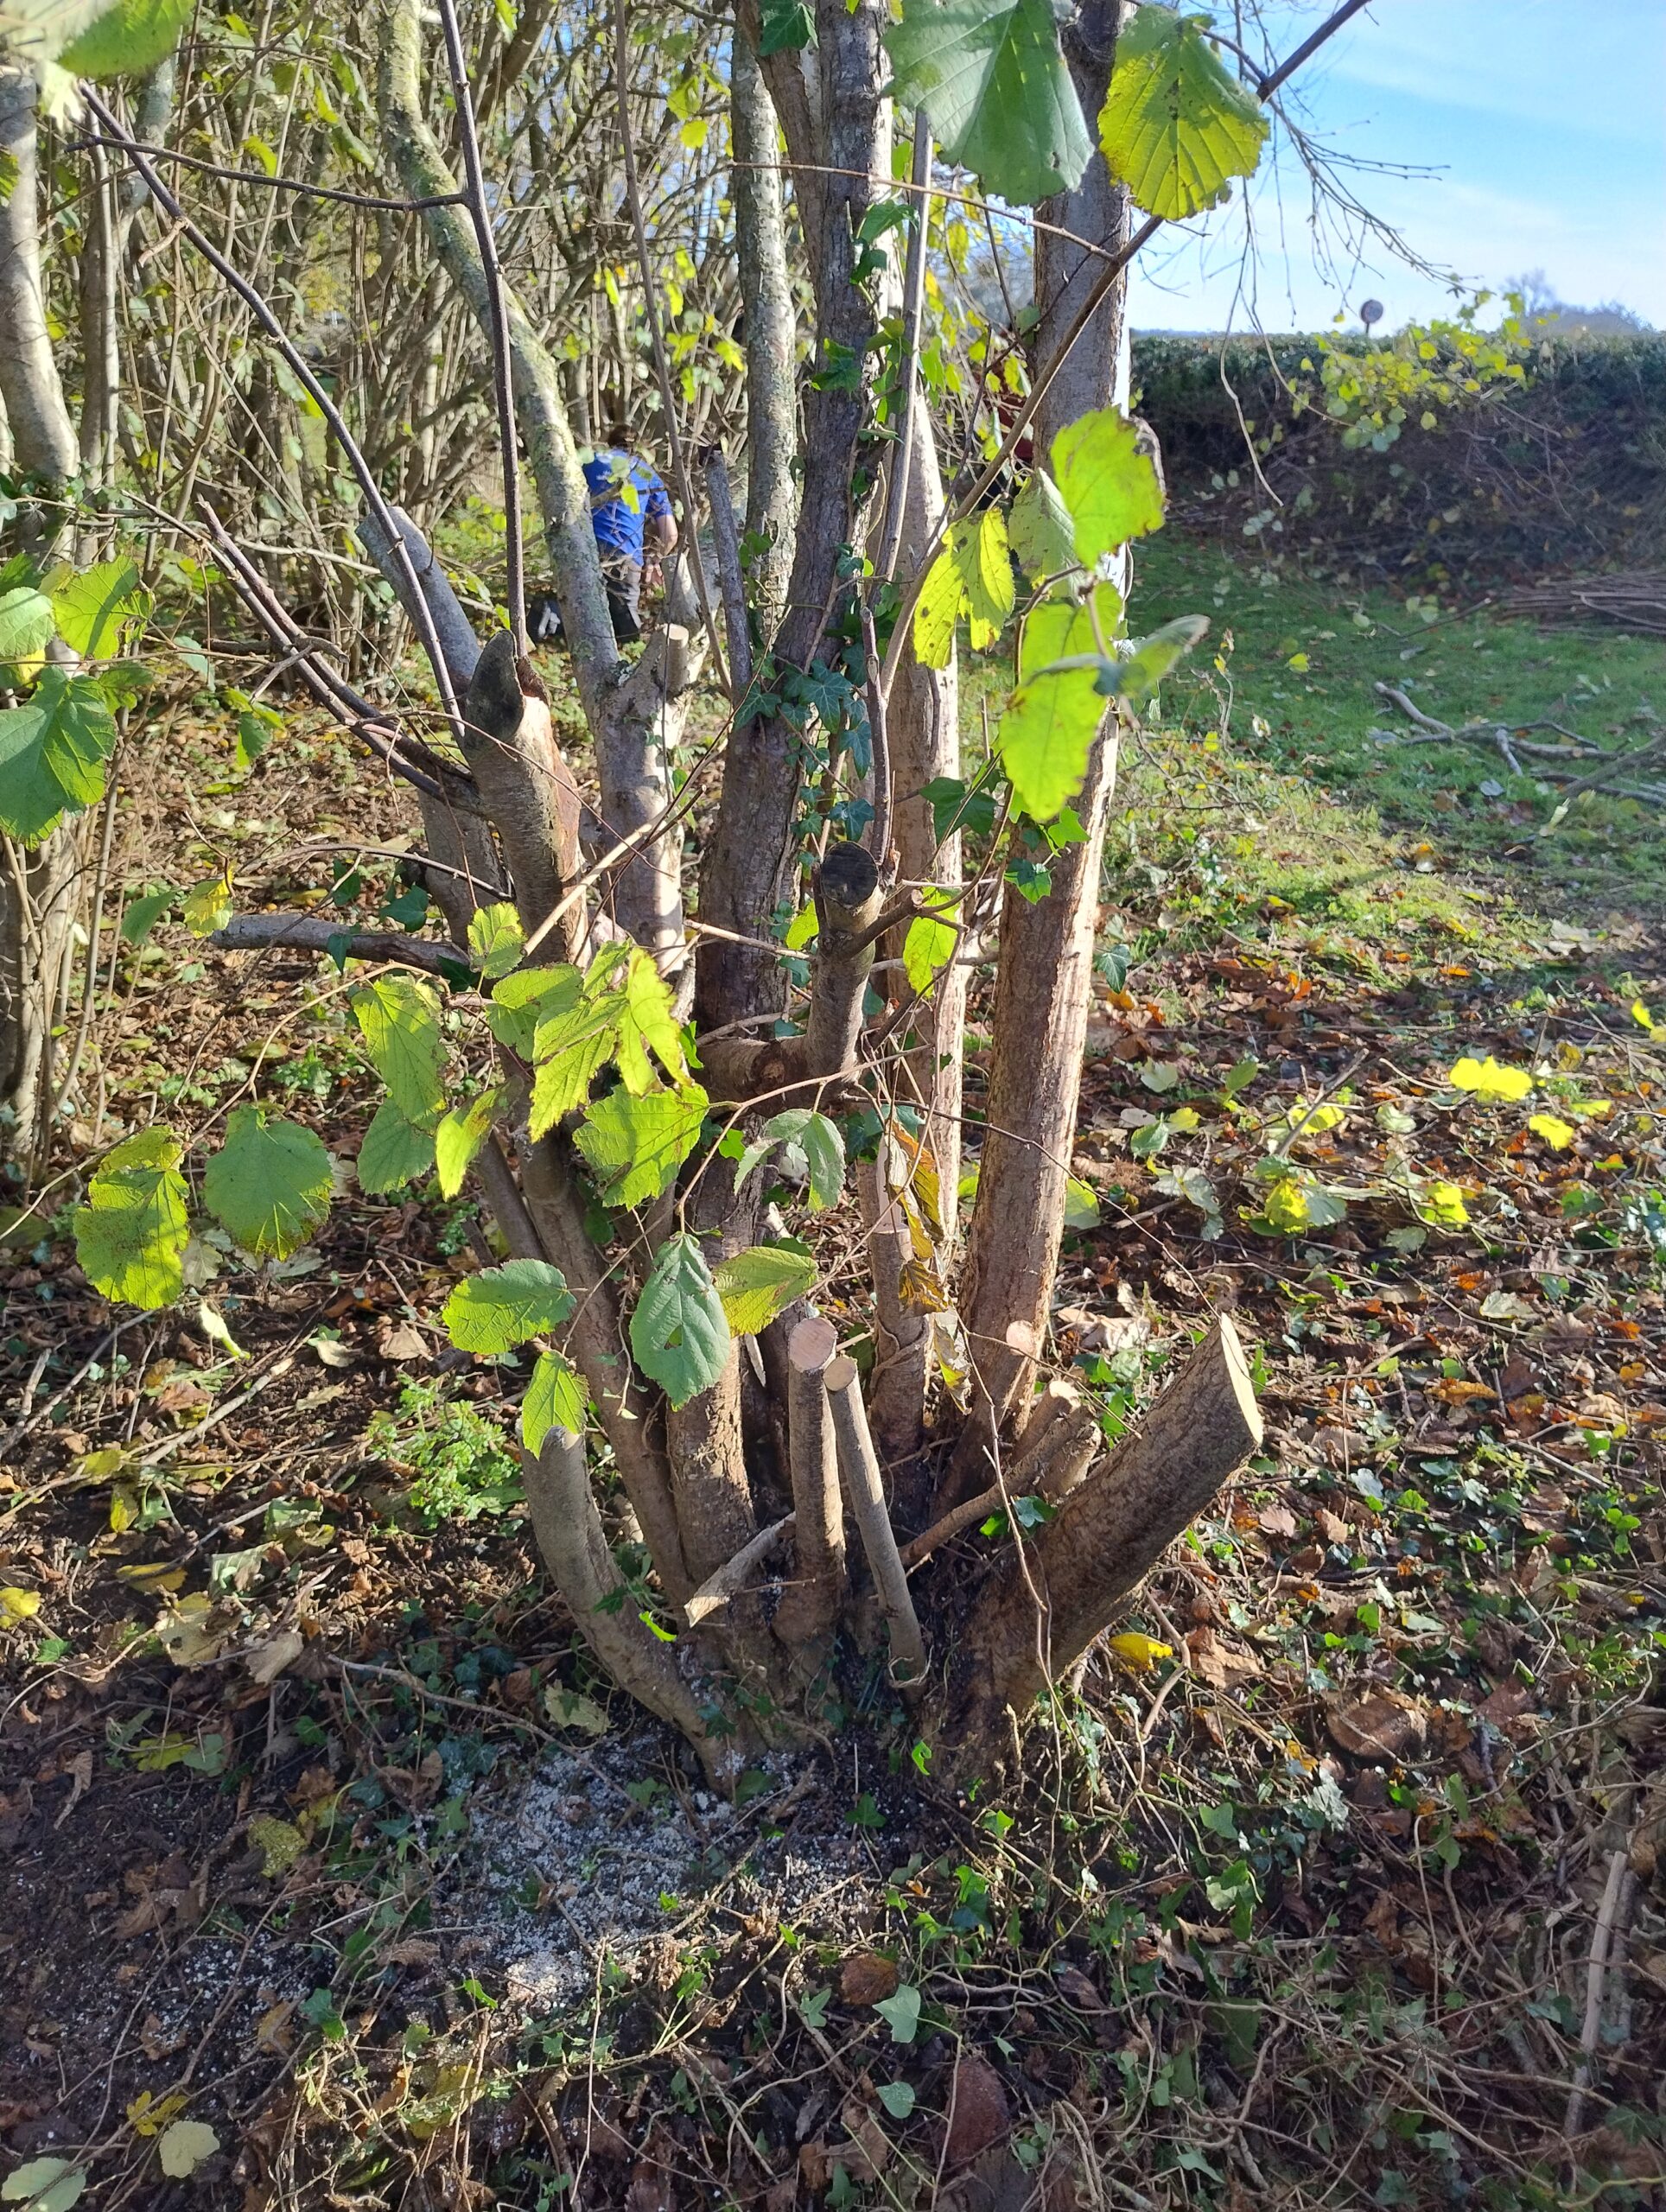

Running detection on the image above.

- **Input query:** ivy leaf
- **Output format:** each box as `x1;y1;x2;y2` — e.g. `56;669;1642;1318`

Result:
48;557;146;658
442;1259;575;1355
912;510;1014;669
73;1128;189;1309
630;1233;730;1408
357;1096;438;1194
0;583;54;672
0;667;117;842
1050;408;1165;569
573;1083;709;1209
902;893;958;996
467;900;525;982
1097;3;1269;219
201;1105;333;1259
885;0;1091;207
872;1983;923;2044
713;1242;817;1335
57;0;194;75
876;2082;916;2120
996;588;1119;823
1008;467;1077;581
351;975;448;1122
521;1349;588;1452
434;1088;502;1198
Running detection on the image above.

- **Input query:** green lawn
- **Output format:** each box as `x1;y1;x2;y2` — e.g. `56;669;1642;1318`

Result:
1128;531;1666;913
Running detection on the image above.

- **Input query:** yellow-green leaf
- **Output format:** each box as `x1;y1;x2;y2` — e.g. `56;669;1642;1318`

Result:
1527;1112;1574;1149
1050;407;1165;568
156;2120;219;2180
73;1127;190;1308
995;586;1119;823
1097;3;1269;219
181;869;233;938
521;1349;587;1452
467;900;525;981
434;1088;502;1199
351;976;448;1121
573;1083;709;1209
1106;1631;1173;1673
1418;1179;1471;1228
202;1105;332;1259
0;1587;41;1624
902;893;957;996
1449;1055;1531;1103
712;1242;817;1335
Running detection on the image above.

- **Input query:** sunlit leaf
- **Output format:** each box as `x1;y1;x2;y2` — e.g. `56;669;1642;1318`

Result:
713;1242;817;1335
356;1096;436;1194
0;2155;91;2209
1097;3;1269;219
58;0;194;77
0;666;117;842
521;1348;587;1452
902;893;957;996
1448;1054;1531;1103
995;587;1119;823
434;1088;502;1199
351;975;448;1121
573;1082;708;1208
1107;1630;1173;1672
1050;408;1165;568
181;869;232;938
885;0;1091;207
0;1587;41;1624
0;583;54;671
1008;467;1077;580
442;1260;575;1355
73;1128;189;1308
467;900;525;981
1528;1112;1575;1150
1417;1179;1471;1228
156;2120;219;2180
911;510;1014;669
48;557;146;658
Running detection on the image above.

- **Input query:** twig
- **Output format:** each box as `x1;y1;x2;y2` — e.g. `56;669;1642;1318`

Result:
682;1515;795;1626
208;914;478;976
72;135;467;213
1564;1845;1630;2139
432;0;526;657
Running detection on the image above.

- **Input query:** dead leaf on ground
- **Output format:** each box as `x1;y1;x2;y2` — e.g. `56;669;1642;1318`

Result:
1186;1626;1263;1688
838;1951;900;2006
377;1319;429;1362
1325;1687;1428;1761
53;1750;92;1830
942;2054;1010;2168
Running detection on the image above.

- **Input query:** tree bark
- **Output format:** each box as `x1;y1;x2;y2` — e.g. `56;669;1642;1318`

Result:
730;19;797;620
775;1314;846;1655
0;65;79;488
935;1317;1261;1770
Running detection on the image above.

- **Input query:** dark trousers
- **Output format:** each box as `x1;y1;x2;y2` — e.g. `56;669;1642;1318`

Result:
601;556;642;644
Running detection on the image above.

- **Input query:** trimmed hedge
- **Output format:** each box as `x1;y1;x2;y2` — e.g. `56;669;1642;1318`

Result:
1130;334;1666;582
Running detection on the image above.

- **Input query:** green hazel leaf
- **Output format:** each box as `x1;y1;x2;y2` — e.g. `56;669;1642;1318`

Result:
911;512;1015;670
902;893;958;996
712;1242;817;1335
521;1348;588;1452
201;1104;332;1259
350;975;447;1122
885;0;1092;207
614;948;690;1094
0;583;54;669
529;990;623;1136
467;899;525;982
1049;408;1165;569
0;667;117;842
47;558;146;658
630;1232;731;1408
1008;467;1078;581
434;1087;502;1199
486;962;582;1059
358;1095;438;1194
1102;613;1210;704
73;1127;189;1309
0;2155;91;2210
57;0;193;74
1064;1174;1101;1229
911;542;965;671
757;0;814;54
1097;3;1269;219
797;1111;846;1211
442;1258;575;1355
996;586;1121;823
573;1082;709;1210
118;883;176;945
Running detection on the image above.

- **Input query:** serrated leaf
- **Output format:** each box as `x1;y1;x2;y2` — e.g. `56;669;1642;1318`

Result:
156;2120;219;2180
912;512;1014;668
119;882;175;944
358;1096;437;1193
1008;467;1077;580
1050;408;1165;569
630;1233;730;1408
73;1128;189;1308
902;894;957;996
614;948;690;1093
530;990;622;1135
1262;1176;1310;1235
442;1259;575;1355
758;0;813;54
434;1088;502;1198
1417;1179;1471;1229
521;1348;588;1451
48;557;145;658
1448;1054;1531;1103
351;975;447;1121
996;588;1118;823
0;667;116;841
467;899;525;981
573;1083;708;1209
1097;3;1269;219
0;583;54;671
0;2156;90;2209
713;1242;817;1334
885;0;1091;207
201;1104;332;1259
57;0;193;76
486;963;582;1058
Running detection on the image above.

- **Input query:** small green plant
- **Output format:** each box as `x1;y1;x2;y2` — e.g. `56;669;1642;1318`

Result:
365;1382;522;1527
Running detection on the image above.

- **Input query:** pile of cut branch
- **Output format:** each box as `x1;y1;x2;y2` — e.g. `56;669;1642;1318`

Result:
1491;571;1666;637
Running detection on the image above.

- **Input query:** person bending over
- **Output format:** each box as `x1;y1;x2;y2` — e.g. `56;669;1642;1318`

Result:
582;444;677;644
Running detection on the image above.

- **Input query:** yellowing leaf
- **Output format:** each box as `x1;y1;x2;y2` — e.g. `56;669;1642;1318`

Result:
1097;3;1269;219
1631;999;1661;1038
0;1586;41;1624
156;2120;219;2180
1107;1631;1173;1674
181;868;233;938
912;511;1015;667
1418;1179;1471;1228
996;584;1121;823
1528;1113;1575;1150
127;2092;187;2137
247;1813;304;1877
1262;1176;1309;1235
1448;1055;1531;1103
1049;407;1164;568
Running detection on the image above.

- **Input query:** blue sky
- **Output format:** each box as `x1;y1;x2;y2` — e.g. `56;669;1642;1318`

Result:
1126;0;1666;334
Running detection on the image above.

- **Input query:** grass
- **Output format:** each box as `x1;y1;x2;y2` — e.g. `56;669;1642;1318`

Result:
1129;530;1666;909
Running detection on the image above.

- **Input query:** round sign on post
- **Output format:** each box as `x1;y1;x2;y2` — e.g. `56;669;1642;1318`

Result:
1359;298;1384;333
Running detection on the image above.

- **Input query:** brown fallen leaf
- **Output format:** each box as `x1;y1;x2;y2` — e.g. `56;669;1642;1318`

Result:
1324;1687;1428;1761
838;1950;900;2007
378;1319;429;1362
244;1627;304;1686
1185;1626;1262;1689
942;2054;1010;2168
54;1749;92;1831
1052;1961;1103;2011
1257;1501;1298;1539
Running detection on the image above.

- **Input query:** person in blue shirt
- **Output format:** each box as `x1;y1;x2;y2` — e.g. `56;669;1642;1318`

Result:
581;445;677;644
